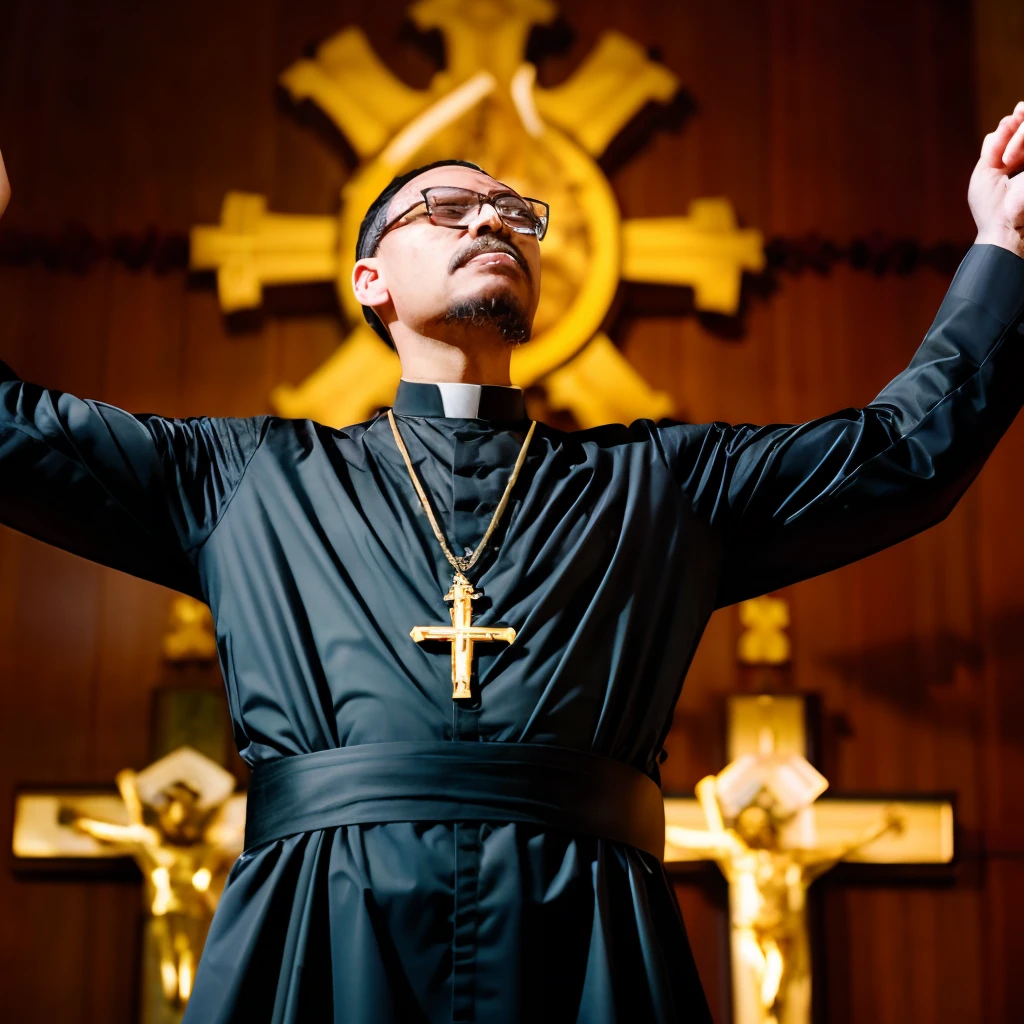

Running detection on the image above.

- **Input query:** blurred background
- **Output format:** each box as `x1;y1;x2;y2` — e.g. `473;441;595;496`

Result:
1;0;1023;1021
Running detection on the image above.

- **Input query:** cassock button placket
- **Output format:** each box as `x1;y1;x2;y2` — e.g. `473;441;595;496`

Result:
389;419;524;1021
451;433;519;557
382;393;538;1021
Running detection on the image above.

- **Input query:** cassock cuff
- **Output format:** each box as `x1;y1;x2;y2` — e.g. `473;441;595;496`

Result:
950;243;1024;327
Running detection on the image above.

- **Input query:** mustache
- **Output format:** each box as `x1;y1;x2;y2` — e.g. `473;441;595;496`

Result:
449;235;530;279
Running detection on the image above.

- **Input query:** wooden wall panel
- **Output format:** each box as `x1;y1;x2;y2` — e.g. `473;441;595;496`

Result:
0;0;1021;1021
971;7;1024;1024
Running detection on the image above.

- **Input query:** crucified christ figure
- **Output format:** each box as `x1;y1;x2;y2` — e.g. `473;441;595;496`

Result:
59;769;234;1008
669;775;905;1024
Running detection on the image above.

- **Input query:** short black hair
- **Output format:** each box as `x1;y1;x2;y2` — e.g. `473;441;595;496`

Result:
355;159;486;346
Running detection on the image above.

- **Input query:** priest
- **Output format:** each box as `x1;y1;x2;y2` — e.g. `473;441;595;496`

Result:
2;104;1024;1023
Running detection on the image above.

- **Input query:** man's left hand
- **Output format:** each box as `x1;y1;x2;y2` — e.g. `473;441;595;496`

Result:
970;101;1024;258
0;149;9;221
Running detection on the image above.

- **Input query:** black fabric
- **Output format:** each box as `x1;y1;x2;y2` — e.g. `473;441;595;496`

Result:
392;379;526;422
356;158;485;346
2;243;1024;1022
244;740;667;859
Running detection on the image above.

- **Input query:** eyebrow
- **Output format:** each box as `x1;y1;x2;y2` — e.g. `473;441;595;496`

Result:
389;180;521;218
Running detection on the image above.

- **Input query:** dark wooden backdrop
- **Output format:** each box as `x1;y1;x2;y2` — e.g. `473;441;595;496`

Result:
1;0;1022;1020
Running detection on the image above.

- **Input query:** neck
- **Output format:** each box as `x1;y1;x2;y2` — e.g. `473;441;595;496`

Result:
393;330;514;386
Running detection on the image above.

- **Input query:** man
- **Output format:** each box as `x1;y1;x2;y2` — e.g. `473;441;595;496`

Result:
1;102;1023;1023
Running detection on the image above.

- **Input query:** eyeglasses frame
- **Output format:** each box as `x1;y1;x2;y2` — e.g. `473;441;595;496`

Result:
374;186;550;251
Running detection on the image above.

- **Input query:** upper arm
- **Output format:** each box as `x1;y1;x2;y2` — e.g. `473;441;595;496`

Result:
0;363;267;596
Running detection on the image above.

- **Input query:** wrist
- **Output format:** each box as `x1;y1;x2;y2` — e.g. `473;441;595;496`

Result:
975;228;1024;259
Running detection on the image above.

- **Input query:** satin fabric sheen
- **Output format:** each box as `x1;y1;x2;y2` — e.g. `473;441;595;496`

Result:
243;741;667;859
2;244;1024;1022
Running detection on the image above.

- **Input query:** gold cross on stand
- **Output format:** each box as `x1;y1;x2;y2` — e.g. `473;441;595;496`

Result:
410;573;517;699
664;693;954;1024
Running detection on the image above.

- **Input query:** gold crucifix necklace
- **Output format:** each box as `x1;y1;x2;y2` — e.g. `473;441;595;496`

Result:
387;407;537;700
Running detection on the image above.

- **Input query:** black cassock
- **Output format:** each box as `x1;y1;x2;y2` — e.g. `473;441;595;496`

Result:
3;244;1024;1023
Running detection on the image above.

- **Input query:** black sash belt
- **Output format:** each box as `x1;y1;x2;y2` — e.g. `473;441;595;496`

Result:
244;741;666;861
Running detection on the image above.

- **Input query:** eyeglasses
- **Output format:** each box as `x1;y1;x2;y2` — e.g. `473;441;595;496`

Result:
377;186;550;246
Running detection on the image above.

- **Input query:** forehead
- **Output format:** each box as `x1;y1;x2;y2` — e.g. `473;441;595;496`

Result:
387;166;514;218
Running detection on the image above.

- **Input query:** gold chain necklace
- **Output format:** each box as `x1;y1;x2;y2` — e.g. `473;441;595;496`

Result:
387;407;537;699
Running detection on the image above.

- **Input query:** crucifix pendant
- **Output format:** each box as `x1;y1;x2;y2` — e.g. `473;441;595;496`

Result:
410;572;517;699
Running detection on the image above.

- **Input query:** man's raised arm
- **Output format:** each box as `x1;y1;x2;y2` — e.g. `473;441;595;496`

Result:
0;149;266;598
657;104;1024;607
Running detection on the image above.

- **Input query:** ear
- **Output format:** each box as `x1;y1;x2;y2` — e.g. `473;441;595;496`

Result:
352;257;390;310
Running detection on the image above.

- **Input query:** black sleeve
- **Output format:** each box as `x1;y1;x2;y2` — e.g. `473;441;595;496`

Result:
654;244;1024;608
0;365;268;598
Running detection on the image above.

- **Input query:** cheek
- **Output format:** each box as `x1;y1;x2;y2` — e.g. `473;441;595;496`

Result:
522;244;542;286
525;254;542;311
387;242;451;309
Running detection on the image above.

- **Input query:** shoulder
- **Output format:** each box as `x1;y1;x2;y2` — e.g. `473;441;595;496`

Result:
254;411;380;460
535;417;725;457
254;409;370;435
131;412;270;469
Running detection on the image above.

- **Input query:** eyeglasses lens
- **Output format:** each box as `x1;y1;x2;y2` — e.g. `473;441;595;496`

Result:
426;188;547;239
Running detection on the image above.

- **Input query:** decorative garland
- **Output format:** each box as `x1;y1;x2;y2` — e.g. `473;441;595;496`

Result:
0;223;970;279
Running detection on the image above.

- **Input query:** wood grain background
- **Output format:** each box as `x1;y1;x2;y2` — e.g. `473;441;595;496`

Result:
1;0;1022;1020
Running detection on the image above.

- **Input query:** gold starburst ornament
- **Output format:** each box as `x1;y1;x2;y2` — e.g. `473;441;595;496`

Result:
191;0;765;428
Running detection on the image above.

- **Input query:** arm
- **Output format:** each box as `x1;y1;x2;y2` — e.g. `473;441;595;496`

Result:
0;362;267;598
695;775;727;833
658;105;1024;606
115;770;146;826
66;816;155;847
0;149;267;597
664;824;741;859
799;809;903;882
665;777;747;861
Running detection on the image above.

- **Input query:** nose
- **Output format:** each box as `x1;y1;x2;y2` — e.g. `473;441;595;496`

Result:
465;200;505;237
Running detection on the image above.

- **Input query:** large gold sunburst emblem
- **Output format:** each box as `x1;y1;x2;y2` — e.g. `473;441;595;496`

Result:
191;0;764;428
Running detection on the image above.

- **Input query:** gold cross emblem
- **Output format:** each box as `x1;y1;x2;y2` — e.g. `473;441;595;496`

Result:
410;573;517;699
191;0;765;431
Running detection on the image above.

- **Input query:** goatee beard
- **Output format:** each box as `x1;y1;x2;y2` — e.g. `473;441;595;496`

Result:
442;294;531;345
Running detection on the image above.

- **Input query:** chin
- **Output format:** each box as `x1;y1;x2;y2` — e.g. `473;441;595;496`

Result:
442;289;533;344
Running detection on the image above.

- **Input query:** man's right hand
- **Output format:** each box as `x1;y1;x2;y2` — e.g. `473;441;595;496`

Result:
0;148;9;220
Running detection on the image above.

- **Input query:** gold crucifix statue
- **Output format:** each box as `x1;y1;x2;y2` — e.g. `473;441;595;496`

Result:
669;736;903;1024
664;693;954;1024
14;746;245;1023
410;572;517;699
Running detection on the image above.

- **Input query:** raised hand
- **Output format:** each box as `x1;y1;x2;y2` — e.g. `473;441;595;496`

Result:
0;148;9;221
969;102;1024;257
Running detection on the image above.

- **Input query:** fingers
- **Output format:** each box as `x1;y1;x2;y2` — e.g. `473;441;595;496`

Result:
0;148;9;218
1003;112;1024;170
980;101;1024;168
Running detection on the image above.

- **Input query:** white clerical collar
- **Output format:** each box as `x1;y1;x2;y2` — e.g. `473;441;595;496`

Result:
437;383;489;418
394;379;526;421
